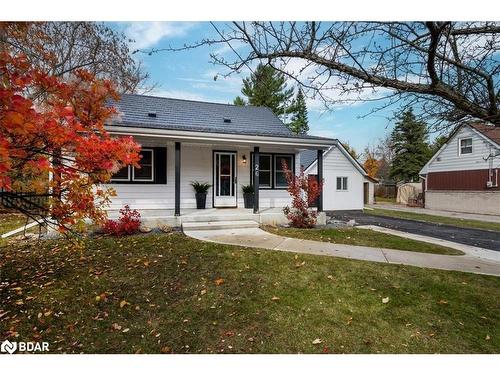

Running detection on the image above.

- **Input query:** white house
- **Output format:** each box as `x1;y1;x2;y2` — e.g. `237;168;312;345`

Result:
103;94;371;227
419;122;500;215
301;143;374;211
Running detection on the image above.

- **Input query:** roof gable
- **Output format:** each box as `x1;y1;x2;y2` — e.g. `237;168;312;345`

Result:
301;143;368;176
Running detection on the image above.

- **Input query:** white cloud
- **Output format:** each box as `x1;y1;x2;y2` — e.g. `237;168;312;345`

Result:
124;22;196;50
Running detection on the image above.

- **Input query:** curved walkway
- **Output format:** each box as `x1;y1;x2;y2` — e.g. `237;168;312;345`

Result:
184;227;500;277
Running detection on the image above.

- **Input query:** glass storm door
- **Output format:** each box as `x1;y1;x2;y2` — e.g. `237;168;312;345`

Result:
214;151;237;207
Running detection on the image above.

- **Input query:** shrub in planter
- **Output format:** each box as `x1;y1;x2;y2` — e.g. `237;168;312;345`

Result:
241;184;254;209
103;205;141;236
190;181;211;209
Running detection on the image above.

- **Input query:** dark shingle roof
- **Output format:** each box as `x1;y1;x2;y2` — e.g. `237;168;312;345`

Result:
107;94;331;140
300;149;319;169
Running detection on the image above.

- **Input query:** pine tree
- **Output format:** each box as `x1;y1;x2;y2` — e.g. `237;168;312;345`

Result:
240;63;294;117
233;96;246;106
288;88;309;134
389;108;431;182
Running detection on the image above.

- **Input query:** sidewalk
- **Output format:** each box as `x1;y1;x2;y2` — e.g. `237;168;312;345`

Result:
184;227;500;277
367;203;500;223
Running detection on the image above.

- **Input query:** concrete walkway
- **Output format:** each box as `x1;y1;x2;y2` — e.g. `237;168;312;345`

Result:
184;227;500;277
367;203;500;223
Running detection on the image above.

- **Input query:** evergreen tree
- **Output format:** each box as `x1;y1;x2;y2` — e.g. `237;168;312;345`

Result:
288;88;309;134
233;96;246;106
240;63;294;117
389;108;431;182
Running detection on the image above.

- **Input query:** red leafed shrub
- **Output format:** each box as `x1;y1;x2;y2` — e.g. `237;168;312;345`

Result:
103;205;141;236
282;161;323;228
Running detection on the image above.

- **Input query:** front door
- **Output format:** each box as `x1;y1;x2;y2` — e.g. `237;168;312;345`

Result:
213;151;237;207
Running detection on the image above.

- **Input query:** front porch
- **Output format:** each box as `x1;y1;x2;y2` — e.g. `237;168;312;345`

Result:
108;206;327;228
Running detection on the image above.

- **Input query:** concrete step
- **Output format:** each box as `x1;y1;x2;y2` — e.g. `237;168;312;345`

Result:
181;214;258;223
182;220;259;231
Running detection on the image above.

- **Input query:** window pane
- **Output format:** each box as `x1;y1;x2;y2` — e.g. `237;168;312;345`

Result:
220;175;231;196
336;177;342;190
260;155;271;170
134;165;153;180
220;154;231;175
276;155;293;171
275;171;287;187
343;177;348;190
140;150;152;164
260;171;271;187
113;166;129;180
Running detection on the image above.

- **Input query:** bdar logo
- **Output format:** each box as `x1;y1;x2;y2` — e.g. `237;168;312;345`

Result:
1;340;17;354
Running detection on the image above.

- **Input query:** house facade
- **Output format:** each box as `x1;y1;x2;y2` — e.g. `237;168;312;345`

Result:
104;94;334;225
301;144;373;211
419;123;500;215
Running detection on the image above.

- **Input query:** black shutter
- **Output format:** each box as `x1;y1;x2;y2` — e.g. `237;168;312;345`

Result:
154;147;167;184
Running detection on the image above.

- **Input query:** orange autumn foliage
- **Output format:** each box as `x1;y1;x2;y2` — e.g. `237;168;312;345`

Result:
0;50;140;230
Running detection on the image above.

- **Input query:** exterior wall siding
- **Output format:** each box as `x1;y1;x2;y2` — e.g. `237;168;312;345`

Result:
425;190;500;215
424;126;499;173
427;168;500;191
104;138;296;210
307;146;364;211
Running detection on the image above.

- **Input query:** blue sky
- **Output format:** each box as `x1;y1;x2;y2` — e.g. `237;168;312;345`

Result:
111;22;397;155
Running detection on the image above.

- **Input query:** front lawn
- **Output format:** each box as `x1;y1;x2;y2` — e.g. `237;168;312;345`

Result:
368;208;500;232
264;226;463;255
1;232;498;353
0;213;31;246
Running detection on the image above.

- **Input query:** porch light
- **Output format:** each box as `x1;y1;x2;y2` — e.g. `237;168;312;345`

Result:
242;155;247;164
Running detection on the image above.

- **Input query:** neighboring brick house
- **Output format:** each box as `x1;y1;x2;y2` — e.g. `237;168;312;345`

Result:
419;123;500;215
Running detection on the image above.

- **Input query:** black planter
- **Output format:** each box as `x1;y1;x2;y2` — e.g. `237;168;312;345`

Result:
243;192;254;209
195;193;207;209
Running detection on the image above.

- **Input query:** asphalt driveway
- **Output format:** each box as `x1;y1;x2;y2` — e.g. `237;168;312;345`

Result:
329;211;500;251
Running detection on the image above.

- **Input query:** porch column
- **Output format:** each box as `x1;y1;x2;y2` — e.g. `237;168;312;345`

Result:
253;146;259;214
317;149;323;212
175;142;181;216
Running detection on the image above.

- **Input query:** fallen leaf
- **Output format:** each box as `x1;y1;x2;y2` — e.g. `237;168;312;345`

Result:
271;296;280;301
437;300;448;305
161;346;172;354
312;338;323;345
122;328;130;333
215;278;225;286
112;323;122;331
485;335;490;340
120;300;130;308
382;297;390;304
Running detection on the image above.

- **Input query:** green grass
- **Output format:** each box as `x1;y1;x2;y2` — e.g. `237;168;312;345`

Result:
1;232;498;353
368;208;500;232
0;213;31;246
374;196;397;204
264;226;463;255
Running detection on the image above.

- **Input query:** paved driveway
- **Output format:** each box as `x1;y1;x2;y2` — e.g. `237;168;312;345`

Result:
329;211;500;251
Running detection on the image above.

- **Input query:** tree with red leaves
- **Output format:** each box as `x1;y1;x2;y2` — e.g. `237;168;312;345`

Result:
0;49;140;231
282;161;323;228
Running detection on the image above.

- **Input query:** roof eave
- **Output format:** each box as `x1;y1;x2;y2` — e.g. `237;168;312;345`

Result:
105;125;336;148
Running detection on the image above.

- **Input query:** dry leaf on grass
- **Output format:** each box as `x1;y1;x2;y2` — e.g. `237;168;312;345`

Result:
382;297;390;304
312;338;323;345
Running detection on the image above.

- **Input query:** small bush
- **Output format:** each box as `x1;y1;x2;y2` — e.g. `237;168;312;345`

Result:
103;205;141;236
190;181;212;194
282;161;323;228
241;184;254;194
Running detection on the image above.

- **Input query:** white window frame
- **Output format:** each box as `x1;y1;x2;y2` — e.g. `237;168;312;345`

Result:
132;149;155;182
458;137;473;155
336;176;348;191
274;154;294;188
111;166;131;182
